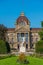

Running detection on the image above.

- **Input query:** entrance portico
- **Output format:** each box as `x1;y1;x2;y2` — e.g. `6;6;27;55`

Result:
17;32;30;51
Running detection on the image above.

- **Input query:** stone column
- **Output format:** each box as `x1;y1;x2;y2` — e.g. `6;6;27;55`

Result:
28;32;30;50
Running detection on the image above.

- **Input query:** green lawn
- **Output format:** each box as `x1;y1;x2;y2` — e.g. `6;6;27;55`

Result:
0;56;43;65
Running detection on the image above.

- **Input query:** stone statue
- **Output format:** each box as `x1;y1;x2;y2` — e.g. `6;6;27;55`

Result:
19;37;26;53
20;37;25;47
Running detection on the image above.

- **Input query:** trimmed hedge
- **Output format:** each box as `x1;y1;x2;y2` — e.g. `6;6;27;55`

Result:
35;40;43;54
0;54;15;60
0;40;10;54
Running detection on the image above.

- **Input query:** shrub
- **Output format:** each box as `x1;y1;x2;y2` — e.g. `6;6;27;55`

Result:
0;40;10;54
19;53;26;62
35;40;43;54
17;53;29;64
0;54;16;60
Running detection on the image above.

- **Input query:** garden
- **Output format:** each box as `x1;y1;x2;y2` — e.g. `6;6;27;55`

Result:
0;56;43;65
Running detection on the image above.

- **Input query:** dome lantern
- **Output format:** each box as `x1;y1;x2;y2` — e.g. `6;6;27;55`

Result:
20;12;24;16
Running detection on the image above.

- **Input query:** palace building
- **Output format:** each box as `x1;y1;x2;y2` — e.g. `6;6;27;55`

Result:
6;13;41;53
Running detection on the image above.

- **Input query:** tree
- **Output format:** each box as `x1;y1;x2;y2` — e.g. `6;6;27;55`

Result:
0;24;7;41
41;21;43;27
0;40;7;54
35;21;43;54
0;40;10;54
39;21;43;40
36;40;43;54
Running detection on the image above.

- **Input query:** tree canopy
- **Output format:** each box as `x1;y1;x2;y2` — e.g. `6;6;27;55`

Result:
41;21;43;28
36;21;43;54
39;21;43;40
0;24;7;41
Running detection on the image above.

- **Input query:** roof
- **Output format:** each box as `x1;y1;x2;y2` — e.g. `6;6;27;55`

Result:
16;12;30;25
7;28;15;32
30;28;41;32
7;28;41;32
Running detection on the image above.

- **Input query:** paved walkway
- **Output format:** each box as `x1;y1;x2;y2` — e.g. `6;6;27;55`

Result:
0;54;11;56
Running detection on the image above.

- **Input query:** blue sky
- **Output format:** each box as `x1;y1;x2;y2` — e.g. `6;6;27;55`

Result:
0;0;43;28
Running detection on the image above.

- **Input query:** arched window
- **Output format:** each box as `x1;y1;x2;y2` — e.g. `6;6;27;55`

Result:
20;21;26;26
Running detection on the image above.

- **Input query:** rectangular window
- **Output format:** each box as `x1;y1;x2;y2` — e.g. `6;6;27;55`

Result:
26;44;28;49
25;33;28;42
17;33;21;42
17;33;24;42
17;33;28;42
21;33;24;37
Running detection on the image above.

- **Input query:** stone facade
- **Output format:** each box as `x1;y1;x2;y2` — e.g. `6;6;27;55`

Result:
6;13;41;52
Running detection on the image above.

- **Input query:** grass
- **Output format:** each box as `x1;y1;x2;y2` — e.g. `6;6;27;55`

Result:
0;56;43;65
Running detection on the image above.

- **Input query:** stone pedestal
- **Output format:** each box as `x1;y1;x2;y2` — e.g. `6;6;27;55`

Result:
19;46;26;53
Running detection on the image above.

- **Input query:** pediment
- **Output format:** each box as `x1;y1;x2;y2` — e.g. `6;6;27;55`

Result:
15;26;30;32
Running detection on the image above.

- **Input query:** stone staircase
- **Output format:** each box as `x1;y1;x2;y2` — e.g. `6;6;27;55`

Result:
11;49;35;55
